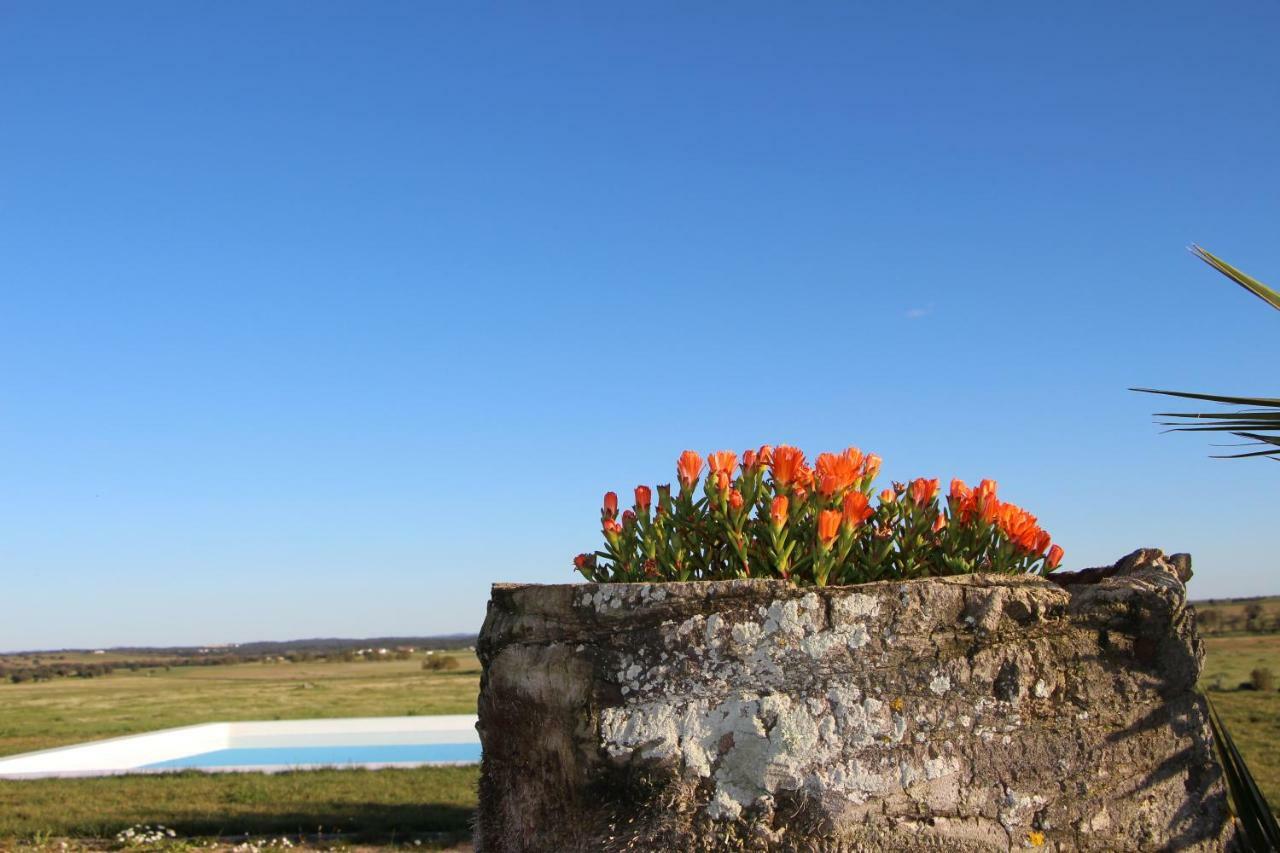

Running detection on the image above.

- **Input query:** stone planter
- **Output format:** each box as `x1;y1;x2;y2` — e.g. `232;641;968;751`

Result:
476;549;1236;851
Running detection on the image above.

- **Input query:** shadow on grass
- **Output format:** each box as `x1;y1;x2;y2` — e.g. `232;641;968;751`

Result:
157;803;475;842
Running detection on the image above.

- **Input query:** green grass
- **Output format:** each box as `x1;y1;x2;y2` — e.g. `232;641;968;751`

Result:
0;766;478;841
1201;633;1280;815
0;654;481;842
0;655;479;758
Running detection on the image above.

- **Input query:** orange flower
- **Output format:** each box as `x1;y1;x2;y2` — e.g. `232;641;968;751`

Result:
909;477;940;505
816;451;859;497
932;512;947;533
769;495;789;527
634;485;652;511
603;518;622;536
949;478;971;502
708;450;738;477
756;444;775;466
770;445;807;488
797;464;814;489
603;491;618;517
741;449;758;471
976;478;998;504
842;492;873;527
676;450;703;488
1046;544;1064;569
817;509;841;545
863;454;883;480
879;488;896;504
729;489;745;511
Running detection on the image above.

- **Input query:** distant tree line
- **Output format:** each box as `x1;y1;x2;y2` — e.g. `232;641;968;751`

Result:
1195;600;1280;635
1;638;476;685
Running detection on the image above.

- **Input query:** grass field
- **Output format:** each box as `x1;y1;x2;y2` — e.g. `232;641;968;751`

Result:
0;634;1277;843
0;655;479;758
1200;633;1280;813
0;653;481;843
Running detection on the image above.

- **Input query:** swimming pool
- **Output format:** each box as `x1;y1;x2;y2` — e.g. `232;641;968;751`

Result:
0;715;480;779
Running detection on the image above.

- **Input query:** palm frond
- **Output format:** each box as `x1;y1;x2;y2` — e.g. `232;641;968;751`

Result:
1132;250;1280;459
1192;245;1280;312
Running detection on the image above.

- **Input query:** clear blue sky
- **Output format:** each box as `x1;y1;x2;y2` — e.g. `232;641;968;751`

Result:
2;2;1278;650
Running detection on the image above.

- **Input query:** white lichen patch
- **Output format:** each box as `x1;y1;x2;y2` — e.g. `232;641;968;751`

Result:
595;587;998;821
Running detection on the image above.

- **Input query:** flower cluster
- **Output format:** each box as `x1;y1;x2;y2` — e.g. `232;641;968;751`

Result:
574;445;1063;585
115;824;177;846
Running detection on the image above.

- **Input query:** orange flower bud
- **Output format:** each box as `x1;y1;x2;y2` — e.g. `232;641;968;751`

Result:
770;495;789;526
603;518;622;536
622;510;636;527
634;485;652;511
1046;544;1064;569
676;450;703;488
729;489;745;511
864;454;882;479
932;512;947;532
976;479;998;503
707;450;738;477
603;491;618;517
879;489;896;504
842;492;873;527
817;509;841;545
713;470;731;492
757;444;775;466
949;478;971;502
742;449;757;471
909;477;940;506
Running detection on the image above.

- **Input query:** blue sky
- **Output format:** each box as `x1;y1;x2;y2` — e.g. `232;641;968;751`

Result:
2;2;1278;650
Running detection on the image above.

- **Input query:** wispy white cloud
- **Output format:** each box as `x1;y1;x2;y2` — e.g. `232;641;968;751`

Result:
904;304;934;320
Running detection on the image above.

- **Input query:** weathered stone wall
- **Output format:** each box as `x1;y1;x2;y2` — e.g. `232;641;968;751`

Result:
476;550;1236;851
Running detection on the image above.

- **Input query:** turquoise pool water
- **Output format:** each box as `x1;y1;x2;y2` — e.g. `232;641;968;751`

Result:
142;742;481;769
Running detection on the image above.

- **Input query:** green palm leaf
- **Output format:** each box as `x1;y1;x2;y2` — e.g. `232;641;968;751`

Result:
1192;245;1280;311
1134;249;1280;459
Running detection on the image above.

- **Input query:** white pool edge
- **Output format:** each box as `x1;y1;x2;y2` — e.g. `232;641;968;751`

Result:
0;715;480;779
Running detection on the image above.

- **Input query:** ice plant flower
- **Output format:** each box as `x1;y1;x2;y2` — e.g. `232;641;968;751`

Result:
909;478;939;505
864;453;882;480
842;491;873;527
817;509;841;546
676;450;703;489
770;495;789;528
816;451;860;497
771;445;806;488
707;450;738;477
578;444;1062;584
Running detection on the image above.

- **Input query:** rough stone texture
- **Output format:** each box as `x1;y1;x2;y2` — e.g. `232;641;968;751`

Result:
476;550;1237;852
